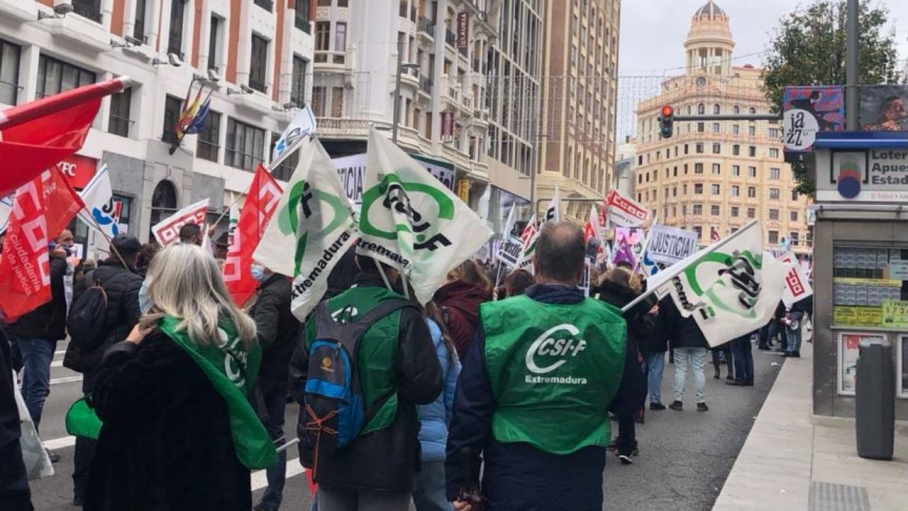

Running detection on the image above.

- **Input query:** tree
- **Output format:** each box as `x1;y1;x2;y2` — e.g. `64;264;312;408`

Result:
762;0;900;195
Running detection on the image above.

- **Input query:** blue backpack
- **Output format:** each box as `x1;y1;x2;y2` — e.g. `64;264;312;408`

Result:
303;299;416;467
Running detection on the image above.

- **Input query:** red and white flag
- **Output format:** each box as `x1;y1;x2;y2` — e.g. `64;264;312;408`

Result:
0;77;131;197
224;165;283;306
152;198;209;246
604;189;650;228
0;169;83;319
710;226;720;243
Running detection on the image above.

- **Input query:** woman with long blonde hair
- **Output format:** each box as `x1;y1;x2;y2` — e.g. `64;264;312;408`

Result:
84;244;276;511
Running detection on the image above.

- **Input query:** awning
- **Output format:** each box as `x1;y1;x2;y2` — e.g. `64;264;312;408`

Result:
815;131;908;150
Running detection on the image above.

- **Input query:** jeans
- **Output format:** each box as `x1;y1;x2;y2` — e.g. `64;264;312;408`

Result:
786;326;802;354
73;370;97;499
16;337;56;432
413;461;453;511
646;352;665;405
256;382;288;510
731;336;754;385
673;348;707;404
318;488;410;511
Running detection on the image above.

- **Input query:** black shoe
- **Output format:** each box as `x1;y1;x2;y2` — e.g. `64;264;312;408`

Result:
47;449;61;463
782;352;792;358
253;504;276;511
713;370;720;380
650;402;666;411
726;374;736;381
669;401;683;411
726;380;746;386
793;351;801;358
618;453;634;465
697;403;709;412
72;496;84;507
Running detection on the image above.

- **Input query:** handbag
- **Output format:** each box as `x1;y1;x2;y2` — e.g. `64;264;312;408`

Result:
12;370;54;480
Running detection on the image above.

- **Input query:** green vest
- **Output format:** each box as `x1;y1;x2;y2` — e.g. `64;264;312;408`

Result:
304;286;405;435
483;294;627;455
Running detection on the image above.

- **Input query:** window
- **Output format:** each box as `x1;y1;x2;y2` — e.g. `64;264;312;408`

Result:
399;0;408;17
769;148;780;158
791;211;798;222
733;105;740;114
711;205;720;216
747;186;756;198
769;188;780;200
0;39;21;105
731;185;740;197
331;87;344;117
315;22;330;51
732;144;740;156
696;143;704;154
162;95;182;143
108;87;131;137
682;205;688;216
318;0;331;5
732;165;740;176
769;209;779;220
770;167;780;179
673;187;677;197
73;0;102;23
694;226;703;238
768;230;779;244
712;123;720;133
731;206;739;217
694;163;703;174
748;166;757;178
295;0;311;32
134;0;148;42
748;125;756;137
791;189;799;201
291;56;307;106
712;143;721;154
168;0;187;56
312;86;326;116
694;183;703;195
683;184;688;195
208;16;221;70
335;22;347;51
697;122;705;133
37;55;96;99
748;146;756;157
226;118;266;171
732;124;740;135
712;163;721;175
711;184;720;195
673;166;678;177
790;232;800;246
254;0;273;12
713;104;721;114
697;103;705;115
693;204;703;215
269;132;298;181
747;207;756;219
197;110;221;162
769;128;780;139
249;35;268;93
684;144;689;155
684;164;689;174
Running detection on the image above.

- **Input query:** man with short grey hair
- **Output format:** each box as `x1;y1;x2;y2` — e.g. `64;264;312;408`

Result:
446;221;646;511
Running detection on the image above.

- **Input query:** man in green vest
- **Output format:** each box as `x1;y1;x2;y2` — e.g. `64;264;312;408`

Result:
445;222;646;511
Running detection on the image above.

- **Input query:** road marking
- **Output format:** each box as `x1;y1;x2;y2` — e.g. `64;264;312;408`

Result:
44;435;77;450
55;350;67;356
51;360;63;368
251;459;306;491
50;375;83;385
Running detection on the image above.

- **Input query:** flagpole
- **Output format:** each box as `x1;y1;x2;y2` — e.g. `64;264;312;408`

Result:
80;211;129;270
621;219;759;313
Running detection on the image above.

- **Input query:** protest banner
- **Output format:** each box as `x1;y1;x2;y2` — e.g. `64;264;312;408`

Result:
646;224;699;265
604;189;650;228
151;199;209;246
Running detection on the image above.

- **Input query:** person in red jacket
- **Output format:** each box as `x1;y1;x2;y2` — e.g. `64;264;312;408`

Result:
433;260;492;359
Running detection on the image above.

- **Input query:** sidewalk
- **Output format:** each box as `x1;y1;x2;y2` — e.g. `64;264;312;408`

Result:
712;346;908;511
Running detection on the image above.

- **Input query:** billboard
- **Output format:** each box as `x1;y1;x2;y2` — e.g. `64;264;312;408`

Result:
860;85;908;132
782;86;844;152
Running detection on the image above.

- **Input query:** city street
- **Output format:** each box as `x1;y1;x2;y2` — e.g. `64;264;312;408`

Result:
28;339;783;511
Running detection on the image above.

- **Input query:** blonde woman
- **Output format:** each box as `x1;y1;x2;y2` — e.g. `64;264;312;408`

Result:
84;244;277;511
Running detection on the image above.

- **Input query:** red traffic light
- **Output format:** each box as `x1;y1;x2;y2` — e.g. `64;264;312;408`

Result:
661;105;674;118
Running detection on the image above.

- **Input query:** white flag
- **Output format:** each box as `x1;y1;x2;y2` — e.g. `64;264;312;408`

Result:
777;250;814;307
544;185;561;223
502;203;517;240
151;198;209;246
604;188;650;228
78;164;119;239
358;128;493;304
272;106;317;166
254;139;357;320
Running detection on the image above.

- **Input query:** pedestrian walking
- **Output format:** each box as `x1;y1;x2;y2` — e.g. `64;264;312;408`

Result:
662;299;711;412
66;234;144;506
727;332;755;387
434;260;492;359
414;303;461;511
643;302;669;411
250;265;301;511
711;342;735;381
84;244;267;511
0;326;33;511
289;254;442;511
446;222;646;511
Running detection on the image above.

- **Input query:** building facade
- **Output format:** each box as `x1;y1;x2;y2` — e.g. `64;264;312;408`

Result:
0;0;314;250
538;0;620;222
633;1;811;250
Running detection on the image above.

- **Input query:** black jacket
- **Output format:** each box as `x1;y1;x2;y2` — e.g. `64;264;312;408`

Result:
597;280;656;355
0;327;31;511
85;333;251;511
660;297;709;350
10;257;68;340
251;274;301;388
289;273;442;493
66;258;143;373
445;284;647;511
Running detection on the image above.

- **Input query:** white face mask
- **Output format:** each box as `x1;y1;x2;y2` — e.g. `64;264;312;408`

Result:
139;277;153;314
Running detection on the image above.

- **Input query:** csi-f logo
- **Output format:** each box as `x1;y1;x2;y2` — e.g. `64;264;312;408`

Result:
525;324;587;374
360;174;455;251
278;179;351;276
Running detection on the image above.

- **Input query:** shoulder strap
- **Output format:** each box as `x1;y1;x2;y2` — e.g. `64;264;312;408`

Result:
313;299;418;347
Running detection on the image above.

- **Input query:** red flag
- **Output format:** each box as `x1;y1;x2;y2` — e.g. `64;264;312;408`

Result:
0;77;131;197
583;221;595;244
0;178;51;319
43;167;86;238
224;165;283;306
711;226;720;242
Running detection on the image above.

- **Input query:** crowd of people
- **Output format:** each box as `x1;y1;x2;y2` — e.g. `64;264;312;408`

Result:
0;221;813;511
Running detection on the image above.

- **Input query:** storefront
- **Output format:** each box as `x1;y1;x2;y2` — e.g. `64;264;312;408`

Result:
811;131;908;419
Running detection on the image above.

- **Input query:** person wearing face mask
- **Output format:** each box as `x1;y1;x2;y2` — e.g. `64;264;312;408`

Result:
249;264;301;511
65;234;144;506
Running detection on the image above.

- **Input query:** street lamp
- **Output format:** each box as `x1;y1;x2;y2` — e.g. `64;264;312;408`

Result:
392;38;421;144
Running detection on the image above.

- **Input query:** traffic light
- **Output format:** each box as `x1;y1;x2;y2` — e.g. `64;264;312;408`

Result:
659;105;674;138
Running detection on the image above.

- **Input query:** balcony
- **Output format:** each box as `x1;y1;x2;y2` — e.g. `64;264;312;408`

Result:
254;0;273;12
42;10;110;51
418;17;436;38
314;51;346;65
419;75;433;95
445;29;456;47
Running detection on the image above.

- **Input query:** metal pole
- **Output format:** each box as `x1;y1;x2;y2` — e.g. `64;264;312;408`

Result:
846;0;859;130
392;37;404;144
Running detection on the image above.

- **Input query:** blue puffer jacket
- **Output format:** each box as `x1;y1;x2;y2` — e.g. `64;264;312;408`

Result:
419;319;461;463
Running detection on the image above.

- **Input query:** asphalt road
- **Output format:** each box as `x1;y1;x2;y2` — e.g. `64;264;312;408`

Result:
26;340;782;511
